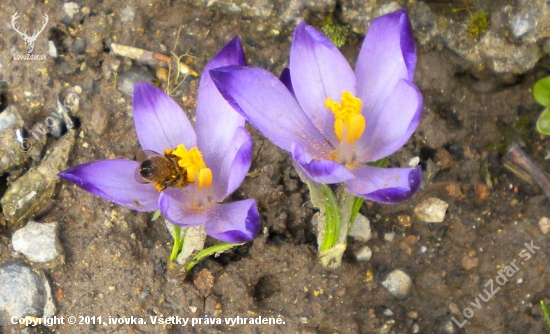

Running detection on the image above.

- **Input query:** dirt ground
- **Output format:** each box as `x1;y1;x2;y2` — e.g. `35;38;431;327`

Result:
1;0;550;333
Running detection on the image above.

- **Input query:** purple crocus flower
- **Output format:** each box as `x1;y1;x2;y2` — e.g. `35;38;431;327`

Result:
59;37;260;243
212;9;422;204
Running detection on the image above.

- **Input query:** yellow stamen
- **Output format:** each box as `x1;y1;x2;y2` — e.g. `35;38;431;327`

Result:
325;91;365;144
198;168;213;189
171;144;212;188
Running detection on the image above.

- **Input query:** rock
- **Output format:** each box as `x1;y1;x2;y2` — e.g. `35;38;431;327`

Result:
63;2;80;19
539;217;550;235
0;128;31;174
509;0;550;44
48;41;58;58
348;213;371;242
73;38;86;54
121;6;136;23
0;105;24;132
0;260;56;326
355;246;372;262
342;1;401;35
414;198;449;223
461;255;479;270
474;183;490;204
91;99;110;135
1;130;75;227
116;67;155;96
381;269;412;299
12;221;64;264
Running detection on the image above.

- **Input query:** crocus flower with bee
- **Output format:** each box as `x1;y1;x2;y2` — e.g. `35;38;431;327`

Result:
59;37;260;244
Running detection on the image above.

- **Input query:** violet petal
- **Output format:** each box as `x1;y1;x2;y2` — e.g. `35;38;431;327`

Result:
197;37;249;192
58;159;159;212
355;9;416;119
346;165;422;204
215;127;253;199
291;142;354;184
290;22;356;145
357;79;423;162
158;189;208;227
205;199;260;243
133;82;196;153
279;68;295;96
211;66;331;155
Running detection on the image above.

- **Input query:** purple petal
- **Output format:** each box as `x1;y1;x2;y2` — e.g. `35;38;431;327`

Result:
279;68;295;96
357;79;423;162
211;66;332;156
291;142;354;184
58;159;159;212
197;37;249;182
158;189;209;227
212;127;253;199
355;9;416;118
205;199;260;243
346;165;422;204
133;82;196;153
290;22;356;145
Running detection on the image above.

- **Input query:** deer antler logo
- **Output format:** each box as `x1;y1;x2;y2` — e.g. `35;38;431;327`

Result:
11;11;49;54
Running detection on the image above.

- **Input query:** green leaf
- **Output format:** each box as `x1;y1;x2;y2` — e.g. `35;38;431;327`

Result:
537;107;550;135
151;210;161;221
540;300;550;332
534;77;550;107
185;242;243;272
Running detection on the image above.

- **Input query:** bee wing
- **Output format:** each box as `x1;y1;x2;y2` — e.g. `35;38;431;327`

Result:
136;149;161;162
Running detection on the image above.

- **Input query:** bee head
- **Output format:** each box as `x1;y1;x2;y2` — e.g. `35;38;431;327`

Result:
139;160;155;178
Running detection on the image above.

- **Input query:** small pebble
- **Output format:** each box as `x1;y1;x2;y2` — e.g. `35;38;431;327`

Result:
121;6;136;22
397;214;412;227
511;12;534;38
407;311;418;319
461;255;479;270
63;2;80;19
445;182;462;197
73;38;86;54
474;183;490;204
12;221;64;263
539;217;550;235
48;41;58;58
382;308;394;318
348;213;371;242
381;269;412;299
355;246;372;262
384;232;395;242
414;197;448;223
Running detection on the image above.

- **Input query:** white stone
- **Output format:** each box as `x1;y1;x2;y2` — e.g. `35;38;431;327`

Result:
12;221;63;263
48;41;57;58
382;269;412;299
414;197;448;223
355;246;372;262
348;213;371;242
539;217;550;235
63;2;80;19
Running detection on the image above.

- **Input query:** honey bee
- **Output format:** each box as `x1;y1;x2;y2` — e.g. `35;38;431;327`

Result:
135;150;191;191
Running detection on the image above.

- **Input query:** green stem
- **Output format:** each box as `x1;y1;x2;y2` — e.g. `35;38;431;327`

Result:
320;184;340;252
185;242;244;272
169;225;185;262
349;196;364;230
